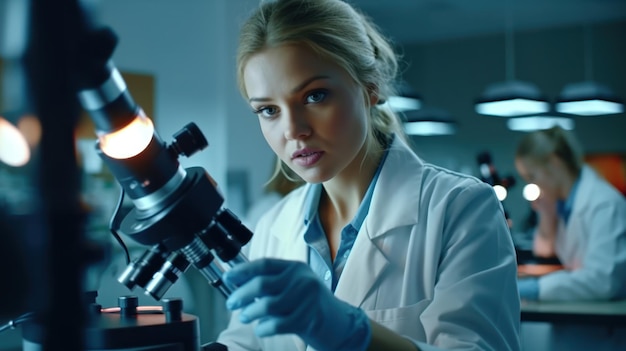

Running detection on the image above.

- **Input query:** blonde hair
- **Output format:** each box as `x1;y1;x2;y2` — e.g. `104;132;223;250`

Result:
264;159;304;195
237;0;407;181
515;126;584;176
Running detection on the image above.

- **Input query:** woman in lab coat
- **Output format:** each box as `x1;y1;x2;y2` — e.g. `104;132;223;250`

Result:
213;0;521;350
515;126;626;301
515;126;626;351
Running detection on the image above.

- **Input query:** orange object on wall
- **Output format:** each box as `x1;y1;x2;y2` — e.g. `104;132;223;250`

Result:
585;153;626;196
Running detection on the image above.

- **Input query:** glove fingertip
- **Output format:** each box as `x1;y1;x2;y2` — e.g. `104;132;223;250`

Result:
225;297;239;310
239;312;250;323
223;270;242;285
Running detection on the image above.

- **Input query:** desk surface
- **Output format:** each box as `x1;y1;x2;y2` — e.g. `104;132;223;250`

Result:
517;264;563;278
521;300;626;326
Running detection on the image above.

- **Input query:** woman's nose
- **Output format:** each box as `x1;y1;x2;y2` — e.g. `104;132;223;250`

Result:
283;109;311;140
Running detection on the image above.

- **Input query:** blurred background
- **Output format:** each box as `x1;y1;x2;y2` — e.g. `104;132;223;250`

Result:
1;0;625;349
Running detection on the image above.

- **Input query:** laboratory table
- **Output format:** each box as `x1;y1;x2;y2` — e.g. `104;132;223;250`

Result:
521;299;626;326
517;260;626;327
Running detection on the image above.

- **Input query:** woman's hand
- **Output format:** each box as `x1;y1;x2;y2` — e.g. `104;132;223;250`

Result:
531;191;558;219
223;258;371;351
531;191;559;257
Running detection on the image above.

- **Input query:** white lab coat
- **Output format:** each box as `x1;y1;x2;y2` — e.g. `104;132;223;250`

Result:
538;165;626;301
519;166;626;351
217;137;521;351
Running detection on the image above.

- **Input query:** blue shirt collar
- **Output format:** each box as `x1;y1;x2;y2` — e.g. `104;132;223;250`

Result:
557;172;581;223
303;183;322;227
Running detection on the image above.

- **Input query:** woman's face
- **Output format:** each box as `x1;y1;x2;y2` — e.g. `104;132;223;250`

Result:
242;43;376;184
515;156;561;199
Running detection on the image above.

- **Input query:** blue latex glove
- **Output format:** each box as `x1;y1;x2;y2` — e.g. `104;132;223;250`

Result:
518;277;540;301
223;258;371;351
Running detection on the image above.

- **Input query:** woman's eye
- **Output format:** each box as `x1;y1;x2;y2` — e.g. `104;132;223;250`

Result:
306;90;327;104
253;106;278;118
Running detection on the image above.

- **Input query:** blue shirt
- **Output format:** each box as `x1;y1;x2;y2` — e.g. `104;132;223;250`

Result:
302;150;389;292
557;174;581;225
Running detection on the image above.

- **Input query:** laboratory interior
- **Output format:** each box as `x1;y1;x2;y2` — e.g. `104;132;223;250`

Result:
1;0;625;350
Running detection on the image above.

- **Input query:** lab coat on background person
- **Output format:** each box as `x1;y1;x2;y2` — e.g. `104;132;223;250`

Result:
520;165;626;351
538;165;626;301
514;125;626;351
217;137;521;351
515;126;626;301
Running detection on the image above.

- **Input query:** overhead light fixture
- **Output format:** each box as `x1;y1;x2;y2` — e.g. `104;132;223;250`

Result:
556;81;624;116
402;107;457;136
388;95;421;112
386;80;422;113
556;24;624;116
475;1;549;117
476;80;550;117
507;111;575;132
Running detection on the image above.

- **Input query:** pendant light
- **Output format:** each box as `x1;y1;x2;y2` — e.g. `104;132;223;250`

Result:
386;80;422;113
555;24;624;116
475;0;549;117
402;106;457;136
506;111;575;132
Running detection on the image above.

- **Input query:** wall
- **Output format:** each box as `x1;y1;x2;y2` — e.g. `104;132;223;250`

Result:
401;20;626;235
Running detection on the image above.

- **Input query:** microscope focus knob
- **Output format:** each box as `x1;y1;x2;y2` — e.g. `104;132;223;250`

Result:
118;295;138;317
162;297;183;322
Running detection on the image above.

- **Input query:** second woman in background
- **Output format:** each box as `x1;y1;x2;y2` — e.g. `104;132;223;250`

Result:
515;126;626;302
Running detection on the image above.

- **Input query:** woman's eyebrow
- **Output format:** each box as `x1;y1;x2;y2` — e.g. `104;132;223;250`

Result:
290;75;330;94
248;75;330;103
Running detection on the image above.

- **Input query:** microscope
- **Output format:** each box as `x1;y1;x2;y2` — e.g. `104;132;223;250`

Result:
77;25;252;301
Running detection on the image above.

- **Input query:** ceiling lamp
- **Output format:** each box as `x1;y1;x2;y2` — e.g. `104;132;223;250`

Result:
386;80;422;113
476;80;550;117
556;81;623;116
402;107;457;136
556;82;624;116
475;1;549;117
506;112;575;132
555;25;624;116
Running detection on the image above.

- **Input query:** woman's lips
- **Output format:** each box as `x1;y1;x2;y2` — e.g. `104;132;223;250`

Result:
291;150;324;167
